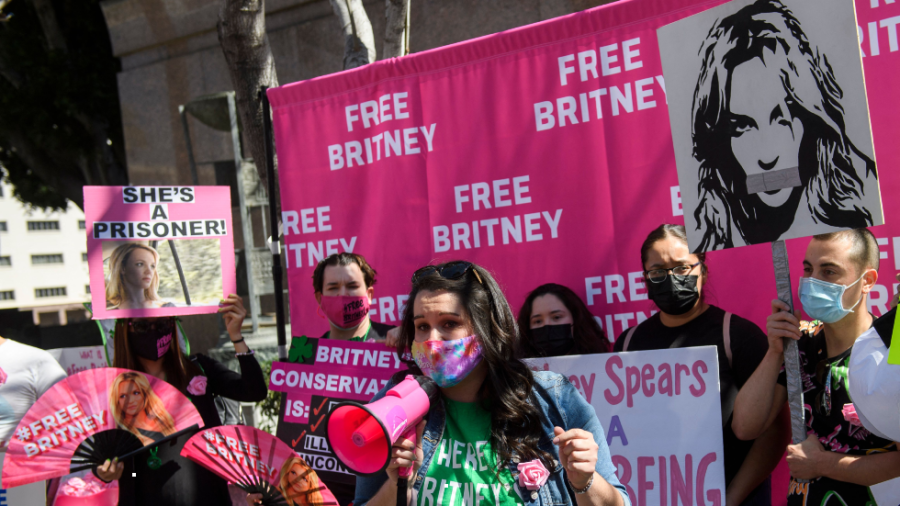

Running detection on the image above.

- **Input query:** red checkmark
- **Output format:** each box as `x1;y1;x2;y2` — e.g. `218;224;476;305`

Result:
313;398;329;416
310;414;326;432
291;430;307;448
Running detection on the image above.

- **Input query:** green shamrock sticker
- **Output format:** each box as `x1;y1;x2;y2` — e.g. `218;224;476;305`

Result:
288;336;315;364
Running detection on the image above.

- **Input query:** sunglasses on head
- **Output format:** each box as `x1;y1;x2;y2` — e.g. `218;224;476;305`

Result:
411;261;483;285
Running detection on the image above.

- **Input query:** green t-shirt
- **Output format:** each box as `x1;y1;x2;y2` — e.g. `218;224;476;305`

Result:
416;398;524;506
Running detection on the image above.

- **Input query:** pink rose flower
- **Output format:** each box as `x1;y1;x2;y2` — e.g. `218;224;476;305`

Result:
0;366;7;385
517;459;550;491
842;403;862;426
187;376;208;396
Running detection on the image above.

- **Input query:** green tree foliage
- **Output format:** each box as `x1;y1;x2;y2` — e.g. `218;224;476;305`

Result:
0;0;127;211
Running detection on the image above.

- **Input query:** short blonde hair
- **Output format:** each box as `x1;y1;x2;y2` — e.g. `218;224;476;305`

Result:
106;243;161;309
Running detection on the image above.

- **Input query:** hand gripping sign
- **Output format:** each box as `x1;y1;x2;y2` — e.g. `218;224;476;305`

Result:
84;186;237;320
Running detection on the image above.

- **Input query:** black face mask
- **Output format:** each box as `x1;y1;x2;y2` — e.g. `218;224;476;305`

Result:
646;275;700;316
127;318;175;360
531;324;575;357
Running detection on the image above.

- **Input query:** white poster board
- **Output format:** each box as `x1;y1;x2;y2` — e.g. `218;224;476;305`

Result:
46;346;108;377
526;346;725;506
657;0;882;252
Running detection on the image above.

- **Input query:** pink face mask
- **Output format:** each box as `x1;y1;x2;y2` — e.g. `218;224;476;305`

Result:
319;295;370;329
411;335;484;388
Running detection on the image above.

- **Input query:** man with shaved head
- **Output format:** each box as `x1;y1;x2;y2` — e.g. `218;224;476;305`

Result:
732;228;900;505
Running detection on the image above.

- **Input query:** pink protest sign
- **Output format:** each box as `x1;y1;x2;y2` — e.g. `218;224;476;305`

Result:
268;0;900;339
84;186;237;320
270;339;404;484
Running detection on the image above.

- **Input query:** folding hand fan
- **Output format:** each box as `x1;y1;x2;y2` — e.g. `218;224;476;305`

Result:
182;426;338;506
1;367;204;488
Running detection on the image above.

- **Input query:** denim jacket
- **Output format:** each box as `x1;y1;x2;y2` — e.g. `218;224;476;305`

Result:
354;371;631;506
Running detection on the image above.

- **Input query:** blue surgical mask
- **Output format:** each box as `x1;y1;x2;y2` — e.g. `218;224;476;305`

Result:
798;275;865;324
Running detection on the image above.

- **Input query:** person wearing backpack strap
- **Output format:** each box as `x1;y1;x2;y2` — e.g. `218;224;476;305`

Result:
614;224;788;506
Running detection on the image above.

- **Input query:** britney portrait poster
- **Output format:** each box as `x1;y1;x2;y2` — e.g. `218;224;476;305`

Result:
658;0;883;252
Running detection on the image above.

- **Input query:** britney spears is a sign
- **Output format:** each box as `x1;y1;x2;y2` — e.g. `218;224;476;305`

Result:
267;0;900;340
84;186;237;320
526;347;724;506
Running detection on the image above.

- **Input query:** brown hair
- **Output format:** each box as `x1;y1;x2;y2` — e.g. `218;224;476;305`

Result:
113;318;202;393
812;228;880;274
640;224;707;273
517;283;610;357
397;261;558;474
312;253;377;293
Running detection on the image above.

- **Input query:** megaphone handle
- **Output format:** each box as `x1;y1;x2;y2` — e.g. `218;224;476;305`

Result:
397;425;417;479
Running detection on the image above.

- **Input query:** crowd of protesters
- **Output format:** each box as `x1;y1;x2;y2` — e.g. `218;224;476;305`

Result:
2;224;898;506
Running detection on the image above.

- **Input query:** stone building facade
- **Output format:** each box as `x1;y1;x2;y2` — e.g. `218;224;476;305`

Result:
100;0;614;186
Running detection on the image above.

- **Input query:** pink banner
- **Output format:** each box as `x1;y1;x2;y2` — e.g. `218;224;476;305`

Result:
84;186;237;320
267;0;900;340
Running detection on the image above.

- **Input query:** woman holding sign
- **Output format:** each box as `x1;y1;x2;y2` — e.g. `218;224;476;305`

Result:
354;261;629;506
95;294;267;506
614;224;787;506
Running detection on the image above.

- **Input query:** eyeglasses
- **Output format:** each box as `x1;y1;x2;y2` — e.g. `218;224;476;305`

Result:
644;261;703;283
411;261;483;285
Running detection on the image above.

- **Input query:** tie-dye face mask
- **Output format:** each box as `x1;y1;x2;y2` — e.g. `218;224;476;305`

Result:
411;335;484;388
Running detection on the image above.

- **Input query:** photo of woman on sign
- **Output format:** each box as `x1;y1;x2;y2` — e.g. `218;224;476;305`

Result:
109;371;177;445
689;0;878;251
105;243;173;310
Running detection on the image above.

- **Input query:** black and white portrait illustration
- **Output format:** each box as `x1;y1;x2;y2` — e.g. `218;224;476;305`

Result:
658;0;883;252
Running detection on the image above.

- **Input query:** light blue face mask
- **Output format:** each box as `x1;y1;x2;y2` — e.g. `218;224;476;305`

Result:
798;275;865;324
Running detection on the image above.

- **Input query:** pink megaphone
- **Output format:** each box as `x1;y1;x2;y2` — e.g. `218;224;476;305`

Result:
326;375;438;476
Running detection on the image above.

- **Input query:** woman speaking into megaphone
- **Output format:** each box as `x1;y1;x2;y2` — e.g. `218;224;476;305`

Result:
354;261;629;506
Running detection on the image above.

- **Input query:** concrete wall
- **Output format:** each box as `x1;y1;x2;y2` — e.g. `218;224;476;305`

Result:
100;0;615;186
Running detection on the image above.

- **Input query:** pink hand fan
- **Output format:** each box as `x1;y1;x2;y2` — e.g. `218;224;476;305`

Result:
1;367;204;488
181;426;338;506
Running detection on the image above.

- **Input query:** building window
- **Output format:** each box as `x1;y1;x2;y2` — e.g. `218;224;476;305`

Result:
0;256;10;266
0;290;13;300
82;253;88;262
78;220;86;230
32;254;64;264
85;284;91;294
27;221;60;231
0;221;7;231
35;287;67;298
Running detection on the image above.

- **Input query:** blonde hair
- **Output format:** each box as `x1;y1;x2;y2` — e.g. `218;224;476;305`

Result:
278;456;324;506
109;371;176;442
106;243;161;309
